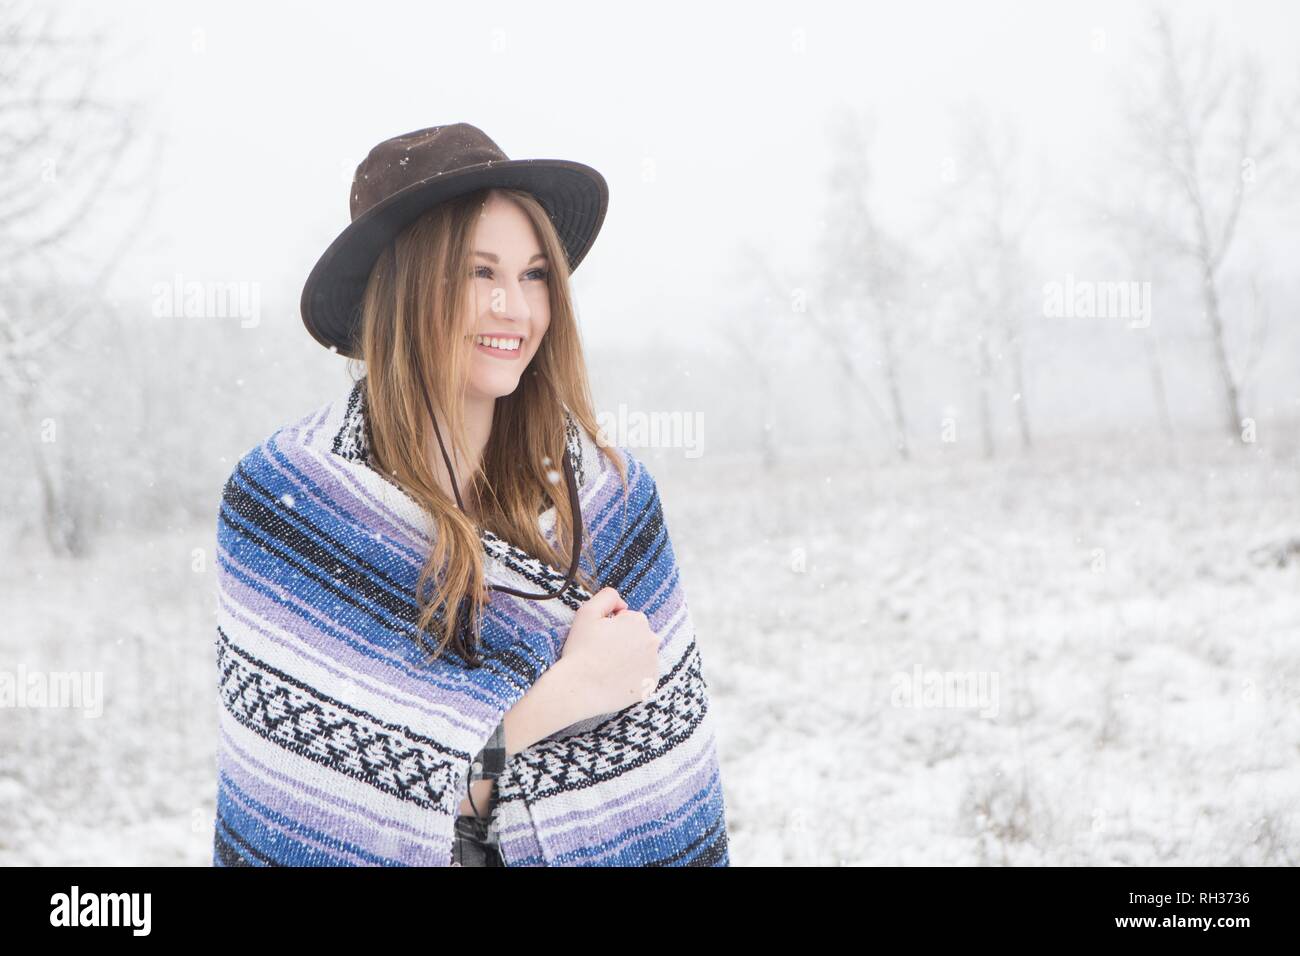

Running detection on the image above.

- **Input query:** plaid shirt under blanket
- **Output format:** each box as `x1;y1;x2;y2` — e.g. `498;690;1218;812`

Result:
451;716;507;866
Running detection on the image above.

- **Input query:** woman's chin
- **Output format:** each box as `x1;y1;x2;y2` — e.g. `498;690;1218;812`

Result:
468;373;524;400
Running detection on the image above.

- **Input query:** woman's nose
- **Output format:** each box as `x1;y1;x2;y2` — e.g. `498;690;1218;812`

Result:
488;280;531;321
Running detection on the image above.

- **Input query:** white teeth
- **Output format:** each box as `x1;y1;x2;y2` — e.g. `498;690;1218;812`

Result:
475;335;520;351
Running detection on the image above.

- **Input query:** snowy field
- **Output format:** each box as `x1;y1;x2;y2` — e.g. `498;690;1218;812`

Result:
1;427;1297;866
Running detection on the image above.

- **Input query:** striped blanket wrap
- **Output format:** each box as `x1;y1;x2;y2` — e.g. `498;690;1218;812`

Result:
212;380;731;866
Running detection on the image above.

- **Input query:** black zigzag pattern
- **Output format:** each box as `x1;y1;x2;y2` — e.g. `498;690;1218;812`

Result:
562;409;587;488
503;637;712;798
331;379;370;463
216;625;466;813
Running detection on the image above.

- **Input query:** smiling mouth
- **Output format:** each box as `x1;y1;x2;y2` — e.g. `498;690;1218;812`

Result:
473;333;523;358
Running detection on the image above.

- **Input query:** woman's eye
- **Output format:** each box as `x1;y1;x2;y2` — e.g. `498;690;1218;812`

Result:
472;266;549;281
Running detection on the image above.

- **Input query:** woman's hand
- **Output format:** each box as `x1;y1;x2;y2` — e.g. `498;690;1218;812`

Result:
456;587;660;816
558;586;661;718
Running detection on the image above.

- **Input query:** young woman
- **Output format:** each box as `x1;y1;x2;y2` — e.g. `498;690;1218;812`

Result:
213;124;731;866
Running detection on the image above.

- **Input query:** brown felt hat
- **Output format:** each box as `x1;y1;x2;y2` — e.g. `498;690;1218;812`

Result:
300;122;609;358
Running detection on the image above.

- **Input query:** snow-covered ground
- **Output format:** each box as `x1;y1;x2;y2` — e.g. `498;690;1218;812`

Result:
2;428;1297;865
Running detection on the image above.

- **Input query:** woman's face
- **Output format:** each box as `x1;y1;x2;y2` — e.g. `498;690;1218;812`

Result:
463;192;551;401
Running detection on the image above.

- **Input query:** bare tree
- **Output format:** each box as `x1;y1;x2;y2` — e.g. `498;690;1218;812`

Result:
0;0;159;555
813;106;914;460
1136;249;1177;447
1082;184;1180;446
720;284;782;472
1234;270;1273;423
1121;8;1289;441
932;103;1045;459
698;247;786;470
740;242;900;459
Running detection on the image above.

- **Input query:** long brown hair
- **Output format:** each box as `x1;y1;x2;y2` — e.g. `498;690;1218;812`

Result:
349;186;626;666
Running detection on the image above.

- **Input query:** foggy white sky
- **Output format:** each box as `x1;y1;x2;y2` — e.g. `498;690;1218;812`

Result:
73;0;1300;355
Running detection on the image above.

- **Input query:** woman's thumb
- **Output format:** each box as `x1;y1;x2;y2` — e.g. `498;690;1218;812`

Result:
579;586;626;619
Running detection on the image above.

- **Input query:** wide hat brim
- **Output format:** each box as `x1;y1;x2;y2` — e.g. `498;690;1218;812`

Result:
300;158;608;358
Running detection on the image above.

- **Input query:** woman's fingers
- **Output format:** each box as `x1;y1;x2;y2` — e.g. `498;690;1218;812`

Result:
578;585;625;620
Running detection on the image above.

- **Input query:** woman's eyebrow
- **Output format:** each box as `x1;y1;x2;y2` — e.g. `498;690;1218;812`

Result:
473;251;548;264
